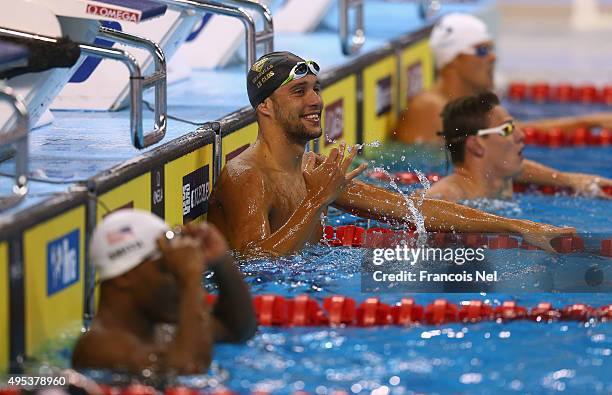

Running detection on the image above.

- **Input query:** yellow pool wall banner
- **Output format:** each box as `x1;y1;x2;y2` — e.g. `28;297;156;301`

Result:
363;55;399;145
164;145;214;227
399;39;435;114
23;206;86;356
96;174;151;221
222;123;258;166
0;241;8;372
319;75;358;156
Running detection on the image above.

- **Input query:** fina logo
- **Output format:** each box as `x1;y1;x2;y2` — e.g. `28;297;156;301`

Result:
85;4;140;23
47;229;80;296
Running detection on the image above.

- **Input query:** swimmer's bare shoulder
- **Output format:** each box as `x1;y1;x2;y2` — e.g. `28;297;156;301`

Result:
72;324;155;371
425;176;465;202
208;151;270;249
394;90;446;143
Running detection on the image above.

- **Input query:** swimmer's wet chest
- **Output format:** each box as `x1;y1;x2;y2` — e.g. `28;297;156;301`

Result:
265;171;308;228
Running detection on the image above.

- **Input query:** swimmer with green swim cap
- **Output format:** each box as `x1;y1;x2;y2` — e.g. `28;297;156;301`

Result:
427;91;612;201
72;209;256;374
393;13;612;197
208;51;576;256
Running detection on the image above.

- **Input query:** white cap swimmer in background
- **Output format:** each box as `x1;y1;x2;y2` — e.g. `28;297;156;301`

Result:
430;13;492;69
90;209;169;281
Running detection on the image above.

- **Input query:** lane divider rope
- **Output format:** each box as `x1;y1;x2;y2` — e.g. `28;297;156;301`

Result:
507;82;612;105
366;170;612;197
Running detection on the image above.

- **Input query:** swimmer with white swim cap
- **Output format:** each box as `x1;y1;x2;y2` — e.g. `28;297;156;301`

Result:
72;209;256;374
394;13;612;197
208;51;576;256
395;12;612;143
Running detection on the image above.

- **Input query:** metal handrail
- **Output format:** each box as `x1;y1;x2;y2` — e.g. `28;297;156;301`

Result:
217;0;274;54
418;0;441;20
98;27;168;149
210;122;222;183
155;0;271;72
339;0;365;56
0;27;168;150
0;86;29;211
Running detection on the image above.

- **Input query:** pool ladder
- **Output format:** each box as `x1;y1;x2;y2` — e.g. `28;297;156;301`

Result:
0;26;169;150
0;85;28;211
418;0;441;20
339;0;365;56
156;0;274;73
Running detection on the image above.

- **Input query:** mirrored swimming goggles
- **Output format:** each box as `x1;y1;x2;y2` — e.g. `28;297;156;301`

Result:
464;43;494;58
280;61;321;87
476;121;515;137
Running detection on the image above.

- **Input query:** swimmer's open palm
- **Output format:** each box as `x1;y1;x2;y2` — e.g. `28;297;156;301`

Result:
518;222;576;253
303;143;367;205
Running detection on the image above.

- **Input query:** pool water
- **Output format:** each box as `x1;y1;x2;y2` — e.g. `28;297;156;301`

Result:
21;102;612;395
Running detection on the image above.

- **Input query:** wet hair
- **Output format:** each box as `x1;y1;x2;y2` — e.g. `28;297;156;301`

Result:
440;91;500;164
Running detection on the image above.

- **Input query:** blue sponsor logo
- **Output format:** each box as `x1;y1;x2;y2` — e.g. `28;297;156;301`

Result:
47;229;80;296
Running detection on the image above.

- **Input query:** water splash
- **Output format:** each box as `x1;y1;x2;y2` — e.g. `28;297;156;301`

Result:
372;166;427;245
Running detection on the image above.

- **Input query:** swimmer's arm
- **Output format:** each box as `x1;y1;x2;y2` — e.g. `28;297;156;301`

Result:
515;159;569;186
71;331;159;372
215;169;325;256
516;159;612;195
334;180;533;232
522;112;612;132
208;254;257;343
165;279;213;373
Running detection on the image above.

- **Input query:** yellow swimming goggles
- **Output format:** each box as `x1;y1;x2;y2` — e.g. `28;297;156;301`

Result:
280;60;321;87
476;121;515;137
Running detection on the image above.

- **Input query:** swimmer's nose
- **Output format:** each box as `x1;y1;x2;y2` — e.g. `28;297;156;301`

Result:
515;124;525;144
306;87;323;107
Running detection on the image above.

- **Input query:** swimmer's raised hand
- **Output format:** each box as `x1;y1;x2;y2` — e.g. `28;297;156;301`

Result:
157;234;206;283
514;221;576;253
303;143;367;205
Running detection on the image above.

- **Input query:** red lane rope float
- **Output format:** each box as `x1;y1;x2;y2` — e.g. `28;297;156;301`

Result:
507;82;612;105
367;170;612;197
248;295;611;327
322;225;612;256
521;126;612;147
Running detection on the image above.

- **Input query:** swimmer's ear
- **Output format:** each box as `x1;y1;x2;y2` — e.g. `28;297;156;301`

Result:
257;97;273;118
465;136;485;158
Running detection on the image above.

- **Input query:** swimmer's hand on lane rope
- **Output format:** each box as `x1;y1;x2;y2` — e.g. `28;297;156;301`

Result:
564;173;612;199
157;231;206;284
303;142;368;206
584;112;612;129
514;221;576;253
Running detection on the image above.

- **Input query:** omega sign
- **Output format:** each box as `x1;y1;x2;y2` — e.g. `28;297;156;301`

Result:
85;4;140;23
